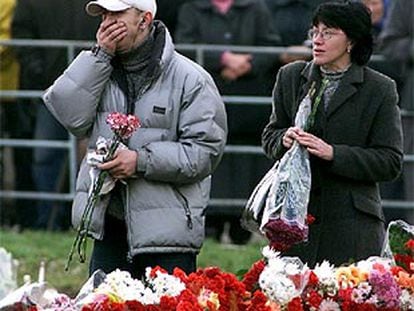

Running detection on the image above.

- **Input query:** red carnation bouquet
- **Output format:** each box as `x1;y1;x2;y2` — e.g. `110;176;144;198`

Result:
66;112;140;270
261;79;328;253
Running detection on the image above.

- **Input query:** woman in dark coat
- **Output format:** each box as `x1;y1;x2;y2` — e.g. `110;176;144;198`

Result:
262;1;403;267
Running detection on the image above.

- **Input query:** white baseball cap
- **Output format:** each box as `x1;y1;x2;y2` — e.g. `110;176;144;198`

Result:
86;0;157;17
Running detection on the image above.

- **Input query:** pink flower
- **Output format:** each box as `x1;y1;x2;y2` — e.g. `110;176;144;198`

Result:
106;112;140;139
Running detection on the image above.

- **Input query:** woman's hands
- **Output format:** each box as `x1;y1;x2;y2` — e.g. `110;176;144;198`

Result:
283;127;333;161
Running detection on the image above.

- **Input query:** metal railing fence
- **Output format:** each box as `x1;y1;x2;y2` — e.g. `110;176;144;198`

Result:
0;39;413;211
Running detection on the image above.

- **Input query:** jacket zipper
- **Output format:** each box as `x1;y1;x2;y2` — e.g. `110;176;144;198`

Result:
124;183;134;263
173;186;193;230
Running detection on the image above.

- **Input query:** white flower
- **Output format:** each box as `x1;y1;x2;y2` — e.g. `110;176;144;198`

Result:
149;270;186;299
285;262;301;276
314;261;334;282
313;261;338;295
95;269;147;302
357;282;372;295
262;246;281;260
318;298;341;311
351;288;366;304
400;289;414;310
93;268;185;305
259;265;298;305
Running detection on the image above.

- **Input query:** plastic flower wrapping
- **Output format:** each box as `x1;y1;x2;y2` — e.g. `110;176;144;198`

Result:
243;80;328;253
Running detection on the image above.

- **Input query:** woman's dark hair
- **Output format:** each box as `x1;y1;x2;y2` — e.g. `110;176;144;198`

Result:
312;1;373;65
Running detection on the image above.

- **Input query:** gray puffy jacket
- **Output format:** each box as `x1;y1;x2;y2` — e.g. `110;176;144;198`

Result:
43;22;227;257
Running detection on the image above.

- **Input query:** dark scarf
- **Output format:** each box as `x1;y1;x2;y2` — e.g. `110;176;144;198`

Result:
119;27;156;106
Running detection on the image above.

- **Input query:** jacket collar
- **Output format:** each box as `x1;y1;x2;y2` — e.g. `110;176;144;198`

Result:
300;61;364;118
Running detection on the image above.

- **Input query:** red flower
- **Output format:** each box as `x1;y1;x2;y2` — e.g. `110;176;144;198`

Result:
405;239;414;251
307;271;319;287
245;290;272;311
394;253;414;274
177;301;202;311
242;259;266;292
287;297;304;311
390;265;407;276
149;266;168;278
337;288;353;305
306;214;316;225
159;296;178;311
172;267;188;282
354;303;377;311
264;218;308;252
125;300;145;311
305;290;323;309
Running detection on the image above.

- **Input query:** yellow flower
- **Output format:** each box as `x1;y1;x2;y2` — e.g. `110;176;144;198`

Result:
198;288;220;310
336;266;367;287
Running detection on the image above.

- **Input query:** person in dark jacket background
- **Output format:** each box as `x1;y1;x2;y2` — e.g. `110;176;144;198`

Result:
175;0;281;244
379;0;414;223
12;0;99;230
175;0;281;96
262;2;403;267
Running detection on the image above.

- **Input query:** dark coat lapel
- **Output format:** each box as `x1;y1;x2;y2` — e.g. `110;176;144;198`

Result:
297;61;322;115
325;64;364;118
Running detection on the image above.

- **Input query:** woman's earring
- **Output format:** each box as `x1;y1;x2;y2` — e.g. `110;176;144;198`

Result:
347;46;352;53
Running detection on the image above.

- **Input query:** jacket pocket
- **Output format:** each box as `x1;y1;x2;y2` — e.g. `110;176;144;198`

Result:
351;191;385;222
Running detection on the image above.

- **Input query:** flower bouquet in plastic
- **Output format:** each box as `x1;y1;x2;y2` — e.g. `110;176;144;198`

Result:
382;220;414;274
259;79;328;252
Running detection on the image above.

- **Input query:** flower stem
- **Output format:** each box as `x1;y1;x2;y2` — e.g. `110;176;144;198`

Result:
65;136;121;271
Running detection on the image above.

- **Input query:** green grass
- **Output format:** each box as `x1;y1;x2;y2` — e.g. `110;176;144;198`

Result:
0;229;266;297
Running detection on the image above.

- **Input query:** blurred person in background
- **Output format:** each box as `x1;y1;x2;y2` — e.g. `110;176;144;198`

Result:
360;0;407;219
12;0;99;230
175;0;281;96
379;0;414;223
0;0;36;229
262;1;403;267
155;0;194;39
362;0;389;40
175;0;280;244
264;0;313;68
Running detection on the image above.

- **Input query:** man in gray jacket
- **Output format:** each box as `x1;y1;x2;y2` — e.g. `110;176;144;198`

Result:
43;0;227;278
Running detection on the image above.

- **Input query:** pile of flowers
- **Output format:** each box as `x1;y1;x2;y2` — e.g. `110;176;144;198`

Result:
2;221;413;310
1;247;413;310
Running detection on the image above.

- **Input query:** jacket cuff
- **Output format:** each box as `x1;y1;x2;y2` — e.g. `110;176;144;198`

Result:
136;148;149;173
91;44;114;63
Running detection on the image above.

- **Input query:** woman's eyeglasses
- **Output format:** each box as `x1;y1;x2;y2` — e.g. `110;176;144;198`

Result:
308;29;344;41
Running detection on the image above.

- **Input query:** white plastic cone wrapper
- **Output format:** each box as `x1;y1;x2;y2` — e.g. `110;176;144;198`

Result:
260;89;313;233
87;136;128;195
242;85;315;235
381;220;414;267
